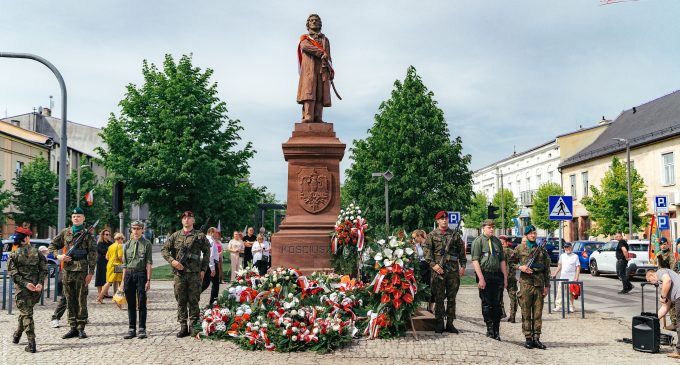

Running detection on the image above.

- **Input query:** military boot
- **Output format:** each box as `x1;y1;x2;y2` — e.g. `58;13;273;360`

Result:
177;323;190;338
524;338;534;349
189;320;198;336
501;306;507;320
12;330;22;344
492;321;501;341
484;322;493;338
533;337;547;350
25;339;36;353
77;329;88;339
62;327;79;339
434;320;444;334
445;320;459;334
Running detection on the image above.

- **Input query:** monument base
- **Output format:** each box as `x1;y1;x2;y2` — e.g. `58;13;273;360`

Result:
271;122;345;274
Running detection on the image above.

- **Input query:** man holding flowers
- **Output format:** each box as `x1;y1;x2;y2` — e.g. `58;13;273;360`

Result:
423;211;467;334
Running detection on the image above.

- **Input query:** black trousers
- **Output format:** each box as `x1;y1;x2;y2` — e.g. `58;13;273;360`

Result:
478;271;504;326
616;259;632;291
201;260;220;305
124;271;148;330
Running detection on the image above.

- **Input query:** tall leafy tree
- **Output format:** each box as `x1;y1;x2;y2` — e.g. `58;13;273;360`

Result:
98;54;257;229
531;182;564;234
491;189;519;231
0;180;12;228
581;157;647;235
464;191;488;233
344;66;473;233
12;157;58;233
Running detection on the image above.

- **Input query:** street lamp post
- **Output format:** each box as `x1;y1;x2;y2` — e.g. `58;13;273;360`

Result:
613;138;633;239
76;164;90;208
0;52;68;231
372;171;394;236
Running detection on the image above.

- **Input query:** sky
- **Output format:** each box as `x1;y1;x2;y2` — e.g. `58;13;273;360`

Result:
1;1;679;201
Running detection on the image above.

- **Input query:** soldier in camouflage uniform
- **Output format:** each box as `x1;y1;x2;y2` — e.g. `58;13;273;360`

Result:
9;227;47;353
501;235;520;323
515;225;550;349
49;207;97;339
162;211;210;337
657;237;677;330
423;211;467;334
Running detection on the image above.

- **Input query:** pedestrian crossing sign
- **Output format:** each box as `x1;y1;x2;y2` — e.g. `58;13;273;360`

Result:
549;195;573;221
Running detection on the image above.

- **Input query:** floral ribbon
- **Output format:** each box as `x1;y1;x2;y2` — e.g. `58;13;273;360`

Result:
351;217;368;251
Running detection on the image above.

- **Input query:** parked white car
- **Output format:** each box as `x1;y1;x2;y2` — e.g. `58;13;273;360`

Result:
588;240;655;277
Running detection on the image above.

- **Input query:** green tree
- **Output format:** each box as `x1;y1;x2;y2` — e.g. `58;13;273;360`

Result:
0;180;12;228
531;182;564;234
98;54;257;230
464;191;488;233
581;157;648;235
491;189;519;231
344;66;473;233
12;157;58;233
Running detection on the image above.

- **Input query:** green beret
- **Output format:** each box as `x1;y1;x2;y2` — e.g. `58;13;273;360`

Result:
71;207;85;215
524;224;536;235
660;237;668;243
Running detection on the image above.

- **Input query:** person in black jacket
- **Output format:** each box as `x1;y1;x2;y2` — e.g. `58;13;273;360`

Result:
95;229;113;299
614;233;634;294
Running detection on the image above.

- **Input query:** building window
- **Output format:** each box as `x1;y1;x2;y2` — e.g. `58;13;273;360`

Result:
15;161;24;177
663;152;675;185
536;174;541;186
569;174;577;198
526;177;531;190
581;171;589;196
548;171;554;182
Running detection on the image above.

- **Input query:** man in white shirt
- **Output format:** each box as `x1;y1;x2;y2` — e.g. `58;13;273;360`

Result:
201;227;220;306
552;242;580;312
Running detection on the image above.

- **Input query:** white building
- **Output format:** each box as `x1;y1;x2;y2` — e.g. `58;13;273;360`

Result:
473;140;561;236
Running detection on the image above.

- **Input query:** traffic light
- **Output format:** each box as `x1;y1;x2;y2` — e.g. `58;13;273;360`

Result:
112;181;124;214
487;204;499;220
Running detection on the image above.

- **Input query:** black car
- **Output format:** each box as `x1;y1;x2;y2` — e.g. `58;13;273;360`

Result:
466;235;476;254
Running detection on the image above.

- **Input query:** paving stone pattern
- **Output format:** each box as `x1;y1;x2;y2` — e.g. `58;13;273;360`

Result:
1;281;677;365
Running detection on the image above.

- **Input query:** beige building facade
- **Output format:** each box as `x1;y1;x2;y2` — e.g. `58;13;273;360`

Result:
559;90;680;242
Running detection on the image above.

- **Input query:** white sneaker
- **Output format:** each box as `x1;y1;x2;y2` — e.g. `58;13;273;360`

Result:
51;319;59;328
553;306;562;311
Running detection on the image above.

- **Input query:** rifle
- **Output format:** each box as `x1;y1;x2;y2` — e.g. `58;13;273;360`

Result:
436;227;462;279
176;217;210;272
65;220;100;259
525;240;547;271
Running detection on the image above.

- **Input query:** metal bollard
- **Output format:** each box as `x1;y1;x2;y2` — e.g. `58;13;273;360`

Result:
548;278;568;314
8;276;13;314
2;270;6;310
559;281;585;319
47;265;52;298
40;284;45;305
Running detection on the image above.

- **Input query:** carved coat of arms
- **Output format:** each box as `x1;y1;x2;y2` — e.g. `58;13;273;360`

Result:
297;167;332;213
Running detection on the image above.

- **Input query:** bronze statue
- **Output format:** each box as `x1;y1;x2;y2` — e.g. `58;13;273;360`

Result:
297;14;340;123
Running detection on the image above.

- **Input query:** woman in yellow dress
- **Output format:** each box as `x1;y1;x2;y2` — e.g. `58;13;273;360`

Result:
97;232;124;305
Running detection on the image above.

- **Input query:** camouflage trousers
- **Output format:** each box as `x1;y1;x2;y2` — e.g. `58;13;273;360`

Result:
505;277;519;318
15;289;41;340
518;283;545;339
174;272;202;324
432;268;460;321
62;270;89;330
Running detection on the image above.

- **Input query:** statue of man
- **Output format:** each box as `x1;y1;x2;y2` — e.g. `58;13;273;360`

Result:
297;14;335;123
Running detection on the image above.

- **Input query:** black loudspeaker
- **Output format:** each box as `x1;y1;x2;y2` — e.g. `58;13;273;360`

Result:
632;314;660;353
112;181;124;214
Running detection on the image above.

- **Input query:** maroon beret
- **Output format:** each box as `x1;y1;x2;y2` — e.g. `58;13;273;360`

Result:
435;211;447;220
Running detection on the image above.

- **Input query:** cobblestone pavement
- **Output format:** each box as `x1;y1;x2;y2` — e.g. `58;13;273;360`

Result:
1;281;678;365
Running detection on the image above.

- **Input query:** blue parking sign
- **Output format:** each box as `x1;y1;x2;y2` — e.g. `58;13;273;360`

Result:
448;211;460;225
655;196;669;213
659;215;670;230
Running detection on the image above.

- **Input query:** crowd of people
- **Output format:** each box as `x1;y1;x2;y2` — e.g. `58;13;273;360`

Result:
6;206;274;353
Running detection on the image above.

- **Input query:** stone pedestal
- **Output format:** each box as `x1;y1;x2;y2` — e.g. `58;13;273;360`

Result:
271;123;345;273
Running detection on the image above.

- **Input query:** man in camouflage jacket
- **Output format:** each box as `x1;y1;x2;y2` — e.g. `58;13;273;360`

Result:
162;211;210;337
9;226;47;353
515;225;550;350
48;207;97;339
424;211;467;334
